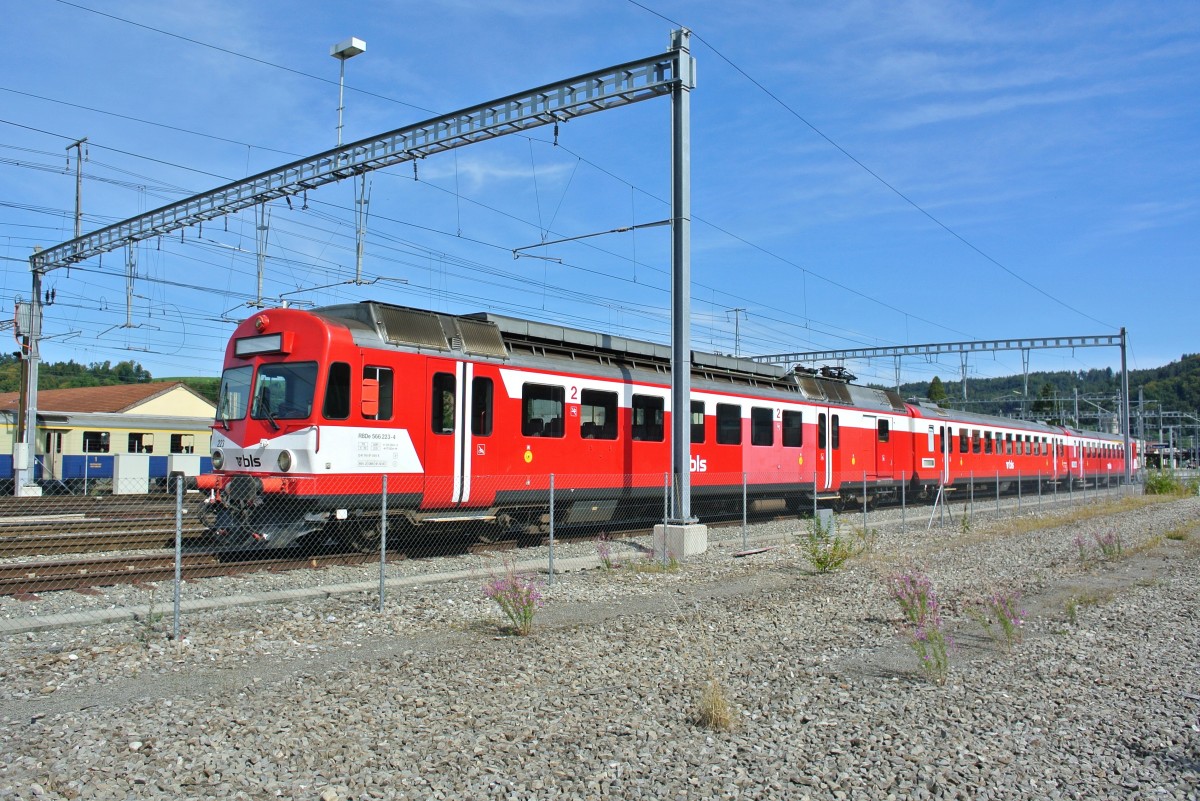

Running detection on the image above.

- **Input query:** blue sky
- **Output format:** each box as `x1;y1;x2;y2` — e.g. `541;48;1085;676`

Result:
1;0;1196;391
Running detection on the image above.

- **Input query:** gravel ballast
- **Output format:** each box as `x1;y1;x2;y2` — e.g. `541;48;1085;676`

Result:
0;494;1198;800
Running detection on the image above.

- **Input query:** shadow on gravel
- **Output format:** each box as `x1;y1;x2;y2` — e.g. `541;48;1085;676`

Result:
1118;734;1200;777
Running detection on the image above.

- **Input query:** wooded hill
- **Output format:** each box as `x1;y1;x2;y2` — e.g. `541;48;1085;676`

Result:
0;355;219;403
897;353;1200;422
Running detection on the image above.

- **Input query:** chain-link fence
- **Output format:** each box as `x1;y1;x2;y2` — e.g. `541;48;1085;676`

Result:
0;465;1153;673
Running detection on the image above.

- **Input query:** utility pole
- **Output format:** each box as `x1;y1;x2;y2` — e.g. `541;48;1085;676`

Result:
13;253;43;496
726;308;746;357
67;138;87;239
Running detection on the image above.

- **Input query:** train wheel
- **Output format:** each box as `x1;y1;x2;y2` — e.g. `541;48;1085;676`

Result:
342;521;382;553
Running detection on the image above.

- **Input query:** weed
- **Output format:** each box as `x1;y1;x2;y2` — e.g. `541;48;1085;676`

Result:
1094;530;1123;561
959;513;972;537
596;534;616;570
1073;534;1090;566
886;569;951;685
483;561;545;636
1165;526;1190;542
628;551;679;573
854;526;879;554
1143;470;1185;495
966;590;1025;650
135;585;167;645
1065;588;1115;624
800;516;861;573
695;677;737;731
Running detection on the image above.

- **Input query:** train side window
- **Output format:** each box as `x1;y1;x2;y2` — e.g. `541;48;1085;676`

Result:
1025;436;1032;455
522;383;563;438
432;373;457;434
170;434;195;454
819;414;828;449
831;415;840;449
580;389;617;440
83;431;110;453
471;377;494;437
971;429;981;454
984;431;993;454
718;404;742;445
128;432;154;454
691;401;705;444
927;426;935;452
783;410;803;447
323;362;351;420
959;429;969;454
938;426;945;453
876;418;889;443
751;407;774;446
363;366;394;420
631;394;664;442
1005;433;1013;455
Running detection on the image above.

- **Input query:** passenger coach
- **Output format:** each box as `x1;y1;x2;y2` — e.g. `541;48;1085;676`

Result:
200;302;1136;548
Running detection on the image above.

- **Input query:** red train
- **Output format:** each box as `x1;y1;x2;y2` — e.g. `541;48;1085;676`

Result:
197;302;1137;548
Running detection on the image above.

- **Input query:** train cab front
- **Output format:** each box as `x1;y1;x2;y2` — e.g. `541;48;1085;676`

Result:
201;310;328;549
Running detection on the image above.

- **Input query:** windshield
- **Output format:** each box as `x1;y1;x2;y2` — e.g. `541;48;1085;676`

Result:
217;366;253;423
252;362;318;421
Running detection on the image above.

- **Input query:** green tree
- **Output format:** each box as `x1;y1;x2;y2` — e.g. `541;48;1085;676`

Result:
928;376;947;404
1031;382;1057;421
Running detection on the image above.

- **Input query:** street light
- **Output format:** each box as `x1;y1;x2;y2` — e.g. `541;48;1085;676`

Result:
331;37;366;146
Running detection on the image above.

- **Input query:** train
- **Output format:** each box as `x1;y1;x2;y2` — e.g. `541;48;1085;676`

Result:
197;301;1138;548
0;382;215;494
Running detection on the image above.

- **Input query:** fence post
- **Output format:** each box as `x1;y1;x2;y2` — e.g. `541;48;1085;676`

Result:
662;472;670;568
900;471;905;527
548;474;556;586
996;470;1000;514
969;471;974;518
1018;471;1022;511
173;474;182;640
813;474;818;519
741;472;748;549
663;471;670;526
379;474;388;612
1038;471;1042;507
939;480;945;527
862;471;868;533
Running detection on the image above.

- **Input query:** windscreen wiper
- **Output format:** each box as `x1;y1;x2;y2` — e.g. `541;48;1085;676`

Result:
255;396;281;431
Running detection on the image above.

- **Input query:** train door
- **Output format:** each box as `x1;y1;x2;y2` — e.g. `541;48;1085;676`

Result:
43;430;64;480
424;358;475;507
920;424;938;480
874;417;894;480
817;411;840;489
942;426;952;485
862;414;880;479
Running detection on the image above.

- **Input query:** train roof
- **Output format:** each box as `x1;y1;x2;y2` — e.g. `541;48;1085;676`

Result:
309;301;1133;442
312;301;909;412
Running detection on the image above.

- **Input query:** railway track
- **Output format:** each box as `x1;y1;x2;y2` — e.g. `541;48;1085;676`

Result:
0;550;379;596
0;512;206;558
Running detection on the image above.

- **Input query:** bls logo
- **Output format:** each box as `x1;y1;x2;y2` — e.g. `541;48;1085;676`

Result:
234;455;262;468
689;455;707;473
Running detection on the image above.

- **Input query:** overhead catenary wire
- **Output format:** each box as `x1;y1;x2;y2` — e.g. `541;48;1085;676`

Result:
3;8;1123;384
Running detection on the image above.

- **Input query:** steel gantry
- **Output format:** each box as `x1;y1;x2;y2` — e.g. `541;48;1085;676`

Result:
751;331;1134;483
17;32;699;504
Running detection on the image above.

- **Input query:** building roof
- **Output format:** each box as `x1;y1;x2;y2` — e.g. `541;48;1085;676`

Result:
0;382;214;415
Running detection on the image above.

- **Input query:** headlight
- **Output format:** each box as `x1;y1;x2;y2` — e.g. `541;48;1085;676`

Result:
277;450;293;472
211;449;224;470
